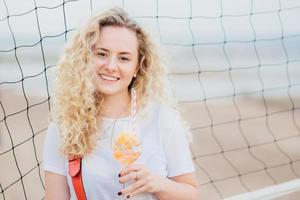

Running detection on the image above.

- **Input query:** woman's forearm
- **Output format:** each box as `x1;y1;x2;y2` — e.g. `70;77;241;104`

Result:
154;177;200;200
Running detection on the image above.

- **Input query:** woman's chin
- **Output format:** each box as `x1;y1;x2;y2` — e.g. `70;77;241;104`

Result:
96;87;123;96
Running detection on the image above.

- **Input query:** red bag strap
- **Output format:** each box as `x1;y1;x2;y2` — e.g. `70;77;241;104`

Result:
68;156;87;200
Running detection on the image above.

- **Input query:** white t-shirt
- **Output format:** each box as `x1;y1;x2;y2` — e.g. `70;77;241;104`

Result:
43;102;194;200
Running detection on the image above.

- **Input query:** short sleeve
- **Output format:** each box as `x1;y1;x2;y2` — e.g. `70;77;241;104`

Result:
42;122;67;176
159;106;195;177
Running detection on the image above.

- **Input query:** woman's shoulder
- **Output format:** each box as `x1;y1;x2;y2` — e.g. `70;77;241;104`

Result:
45;121;61;142
47;121;60;133
151;100;193;143
152;100;180;121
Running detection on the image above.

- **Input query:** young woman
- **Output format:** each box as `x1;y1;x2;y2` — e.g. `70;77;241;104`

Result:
43;7;200;200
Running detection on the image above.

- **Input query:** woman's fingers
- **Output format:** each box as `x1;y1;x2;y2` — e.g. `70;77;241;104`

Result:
120;178;147;195
118;164;166;198
119;171;140;184
128;185;149;198
119;164;149;184
119;164;143;177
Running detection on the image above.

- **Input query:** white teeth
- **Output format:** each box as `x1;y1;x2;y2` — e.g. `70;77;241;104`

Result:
100;74;118;81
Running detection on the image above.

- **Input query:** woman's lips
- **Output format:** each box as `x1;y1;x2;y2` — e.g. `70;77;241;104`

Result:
99;74;120;83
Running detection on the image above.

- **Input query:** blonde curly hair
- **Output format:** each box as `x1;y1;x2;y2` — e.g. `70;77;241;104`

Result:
50;7;171;158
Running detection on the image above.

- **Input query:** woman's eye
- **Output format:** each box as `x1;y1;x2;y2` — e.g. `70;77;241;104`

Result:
96;52;106;57
120;57;129;62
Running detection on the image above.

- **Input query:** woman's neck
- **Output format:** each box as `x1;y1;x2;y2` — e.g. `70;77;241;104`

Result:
102;91;131;119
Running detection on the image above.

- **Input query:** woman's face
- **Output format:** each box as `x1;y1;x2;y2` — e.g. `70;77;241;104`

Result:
92;26;139;97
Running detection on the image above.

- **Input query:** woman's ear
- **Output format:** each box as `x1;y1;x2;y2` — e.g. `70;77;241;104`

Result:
133;65;138;78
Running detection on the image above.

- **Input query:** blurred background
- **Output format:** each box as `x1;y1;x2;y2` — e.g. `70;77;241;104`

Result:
0;0;300;199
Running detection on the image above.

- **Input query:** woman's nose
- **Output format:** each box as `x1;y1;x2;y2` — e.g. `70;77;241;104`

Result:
105;57;117;71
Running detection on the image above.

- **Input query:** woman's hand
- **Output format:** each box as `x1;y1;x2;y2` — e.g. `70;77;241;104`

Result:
118;164;167;198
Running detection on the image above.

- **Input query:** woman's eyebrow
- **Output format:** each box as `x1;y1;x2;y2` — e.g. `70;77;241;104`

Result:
94;47;132;55
94;47;109;52
119;52;132;56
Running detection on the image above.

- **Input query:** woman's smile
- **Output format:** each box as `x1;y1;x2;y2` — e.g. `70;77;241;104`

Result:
99;74;120;82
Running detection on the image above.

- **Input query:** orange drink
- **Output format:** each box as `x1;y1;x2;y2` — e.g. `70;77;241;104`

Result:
113;132;141;165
